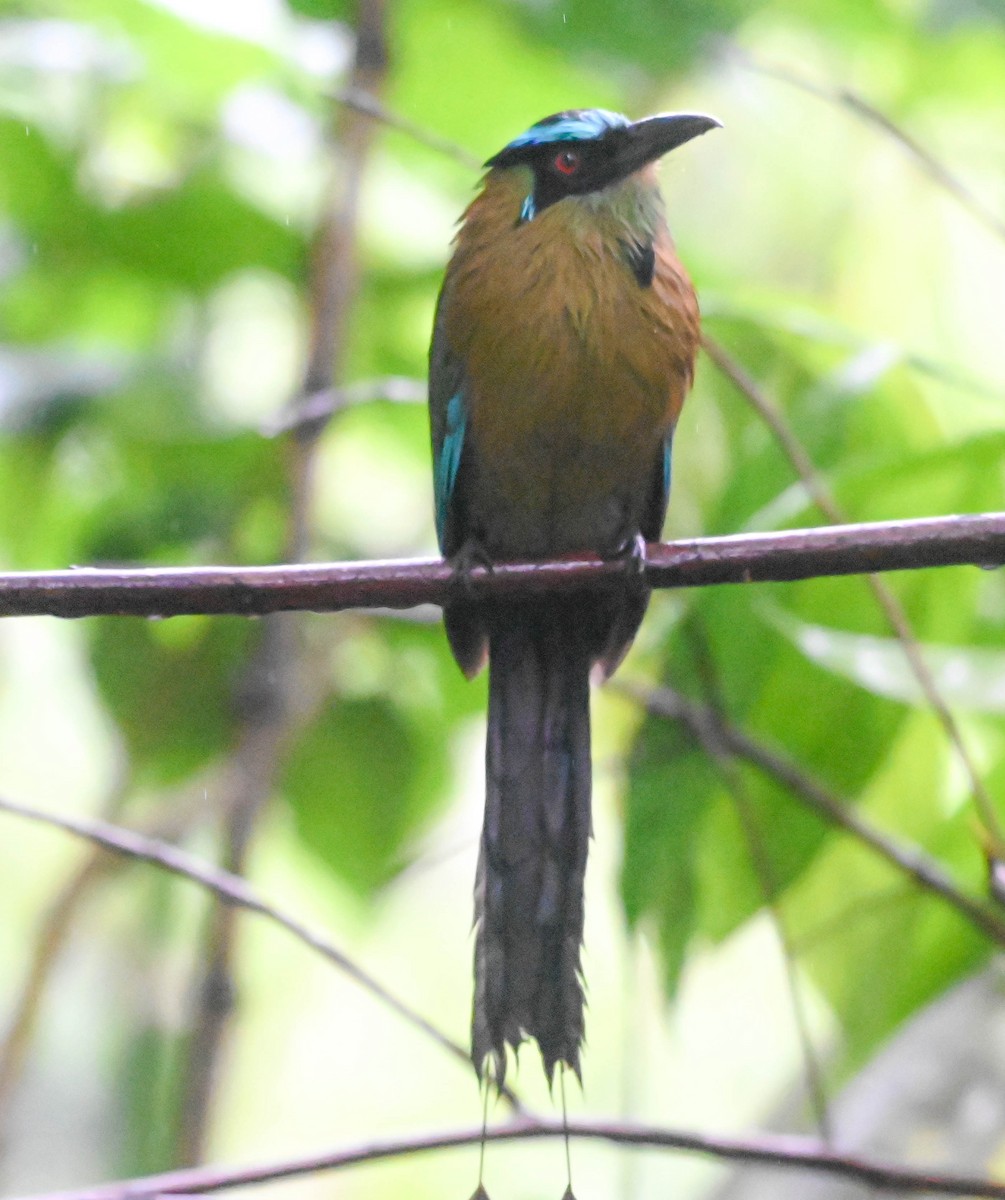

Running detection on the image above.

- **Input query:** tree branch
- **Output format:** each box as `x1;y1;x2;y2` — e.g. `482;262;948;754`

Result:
0;781;208;1121
15;1117;1005;1200
681;628;832;1139
263;376;427;437
0;794;523;1112
0;513;1000;619
617;681;1005;947
173;3;393;1161
702;335;1005;849
731;48;1005;246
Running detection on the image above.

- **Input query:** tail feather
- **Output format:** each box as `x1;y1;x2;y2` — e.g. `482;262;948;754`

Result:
472;603;592;1085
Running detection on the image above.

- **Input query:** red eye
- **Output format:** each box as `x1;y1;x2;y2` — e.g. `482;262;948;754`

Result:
553;149;580;175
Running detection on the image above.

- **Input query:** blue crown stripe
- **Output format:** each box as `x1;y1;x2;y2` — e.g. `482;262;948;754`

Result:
503;109;629;152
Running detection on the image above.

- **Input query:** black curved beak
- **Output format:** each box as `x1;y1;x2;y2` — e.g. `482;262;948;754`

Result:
617;111;721;176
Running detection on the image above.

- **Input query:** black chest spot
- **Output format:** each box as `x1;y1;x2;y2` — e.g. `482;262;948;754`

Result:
619;239;655;288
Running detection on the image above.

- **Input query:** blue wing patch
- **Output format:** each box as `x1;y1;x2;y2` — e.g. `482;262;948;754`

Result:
434;390;467;549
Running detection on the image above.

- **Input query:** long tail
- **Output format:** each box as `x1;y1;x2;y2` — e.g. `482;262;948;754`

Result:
472;602;593;1086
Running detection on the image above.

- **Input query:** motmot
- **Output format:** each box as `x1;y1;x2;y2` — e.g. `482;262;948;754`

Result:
429;108;719;1084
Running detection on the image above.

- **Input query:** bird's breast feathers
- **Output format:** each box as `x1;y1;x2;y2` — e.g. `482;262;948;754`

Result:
439;171;699;553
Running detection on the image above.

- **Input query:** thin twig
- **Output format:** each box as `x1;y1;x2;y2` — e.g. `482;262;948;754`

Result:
732;50;1005;245
264;376;427;437
734;781;834;1141
0;857;107;1116
0;784;208;1121
0;794;522;1112
14;1116;1005;1200
617;681;1005;948
702;334;1005;849
330;86;480;169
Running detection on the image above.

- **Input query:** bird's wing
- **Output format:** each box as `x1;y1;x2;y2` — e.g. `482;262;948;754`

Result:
429;291;470;557
641;431;673;543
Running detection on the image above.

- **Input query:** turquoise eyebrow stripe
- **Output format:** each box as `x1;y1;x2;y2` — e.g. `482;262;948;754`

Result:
504;109;629;151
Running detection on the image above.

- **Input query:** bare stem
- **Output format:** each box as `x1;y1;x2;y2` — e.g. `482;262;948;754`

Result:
702;334;1005;849
0;793;522;1113
172;0;392;1163
14;1116;1005;1200
731;50;1005;245
618;681;1005;947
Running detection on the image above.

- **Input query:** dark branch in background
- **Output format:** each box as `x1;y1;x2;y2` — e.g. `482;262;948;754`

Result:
0;707;998;1194
173;669;294;1165
16;1116;1005;1200
0;794;524;1112
174;5;391;1161
617;681;1005;948
702;336;1005;850
0;513;1001;620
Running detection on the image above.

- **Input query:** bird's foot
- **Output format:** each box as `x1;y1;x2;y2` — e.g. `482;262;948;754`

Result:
448;537;494;596
606;531;647;585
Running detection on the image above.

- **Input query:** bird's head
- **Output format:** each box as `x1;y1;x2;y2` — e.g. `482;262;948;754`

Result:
485;108;720;224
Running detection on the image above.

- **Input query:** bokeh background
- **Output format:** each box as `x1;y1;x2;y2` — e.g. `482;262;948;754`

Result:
1;0;1005;1197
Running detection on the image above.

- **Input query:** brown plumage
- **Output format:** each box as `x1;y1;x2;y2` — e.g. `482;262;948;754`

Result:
429;109;717;1084
440;165;699;565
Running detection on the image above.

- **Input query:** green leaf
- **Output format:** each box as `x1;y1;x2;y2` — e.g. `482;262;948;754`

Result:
282;694;440;897
89;616;255;783
0;119;303;293
506;0;754;76
622;721;719;995
284;0;350;18
623;581;906;989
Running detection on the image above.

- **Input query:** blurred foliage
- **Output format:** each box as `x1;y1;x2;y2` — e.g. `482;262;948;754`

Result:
1;0;1004;1192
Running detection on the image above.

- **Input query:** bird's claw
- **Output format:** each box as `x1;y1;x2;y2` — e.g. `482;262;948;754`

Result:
449;537;494;596
605;531;647;585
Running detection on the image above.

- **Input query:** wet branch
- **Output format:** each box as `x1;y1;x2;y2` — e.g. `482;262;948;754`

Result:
0;512;1001;620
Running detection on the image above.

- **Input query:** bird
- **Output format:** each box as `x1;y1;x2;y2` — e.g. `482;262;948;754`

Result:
428;107;719;1086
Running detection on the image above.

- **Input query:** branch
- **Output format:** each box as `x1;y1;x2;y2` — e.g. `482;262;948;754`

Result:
174;3;393;1160
330;87;480;169
0;782;207;1119
264;376;427;436
16;1117;1005;1200
703;335;1005;848
0;513;1001;619
0;794;524;1111
732;49;1005;246
618;681;1005;947
682;629;832;1139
